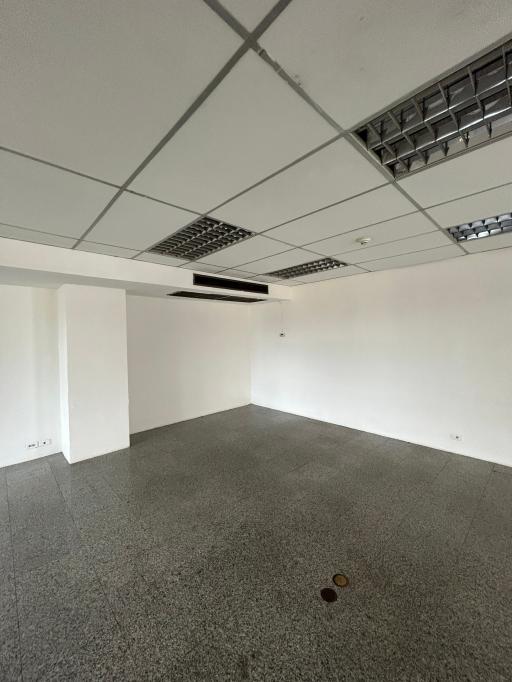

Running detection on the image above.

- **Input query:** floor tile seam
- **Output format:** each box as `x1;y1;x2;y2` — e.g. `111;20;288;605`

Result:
5;473;25;682
46;463;140;670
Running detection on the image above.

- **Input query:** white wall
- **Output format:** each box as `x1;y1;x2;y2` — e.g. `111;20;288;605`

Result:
58;285;130;462
126;295;251;434
250;249;512;467
0;286;60;467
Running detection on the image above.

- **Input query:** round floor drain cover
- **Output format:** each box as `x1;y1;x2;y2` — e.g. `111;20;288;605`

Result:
332;573;349;588
320;587;338;603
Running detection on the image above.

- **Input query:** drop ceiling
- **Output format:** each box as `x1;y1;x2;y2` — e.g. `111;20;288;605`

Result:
1;0;511;289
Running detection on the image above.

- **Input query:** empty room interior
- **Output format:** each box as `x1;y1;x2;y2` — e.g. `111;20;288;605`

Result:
1;1;512;680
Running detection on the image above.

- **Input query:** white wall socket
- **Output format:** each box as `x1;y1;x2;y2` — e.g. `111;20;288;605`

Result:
26;438;52;449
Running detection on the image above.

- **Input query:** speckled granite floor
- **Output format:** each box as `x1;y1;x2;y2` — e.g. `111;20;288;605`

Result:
1;405;511;681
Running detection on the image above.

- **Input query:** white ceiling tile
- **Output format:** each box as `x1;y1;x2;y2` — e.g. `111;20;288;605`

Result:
260;0;512;128
213;138;386;230
77;242;139;258
291;265;366;284
200;235;289;267
426;184;512;228
1;1;241;183
0;151;116;237
216;269;256;278
219;0;276;29
307;211;434;255
0;223;76;248
337;230;453;264
265;185;416;246
180;262;225;273
463;232;512;253
135;253;188;267
131;51;335;211
363;245;462;271
86;192;196;250
399;136;512;207
240;248;317;274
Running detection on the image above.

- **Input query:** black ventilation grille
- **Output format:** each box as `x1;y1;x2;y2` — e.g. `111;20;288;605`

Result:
168;291;263;303
355;40;512;178
447;212;512;242
193;273;268;294
267;257;346;279
149;217;255;261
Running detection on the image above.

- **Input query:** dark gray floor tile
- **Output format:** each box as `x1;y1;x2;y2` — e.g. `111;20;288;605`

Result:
0;575;21;681
2;406;511;680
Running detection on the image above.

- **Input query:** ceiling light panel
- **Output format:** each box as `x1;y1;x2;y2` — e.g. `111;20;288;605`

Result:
355;40;512;180
306;212;435;256
285;265;365;285
0;223;76;249
427;184;512;228
267;257;346;279
336;231;453;264
149;217;255;261
266;185;416;246
1;1;241;182
130;52;334;211
0;151;116;237
260;0;512;129
199;235;289;267
363;245;462;272
447;213;512;242
212;139;386;231
85;192;197;251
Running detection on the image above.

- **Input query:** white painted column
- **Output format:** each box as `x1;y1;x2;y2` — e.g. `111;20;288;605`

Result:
58;284;130;463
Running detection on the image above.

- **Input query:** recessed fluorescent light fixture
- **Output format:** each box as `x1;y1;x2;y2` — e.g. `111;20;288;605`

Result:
149;217;255;261
447;212;512;241
266;257;346;279
355;39;512;178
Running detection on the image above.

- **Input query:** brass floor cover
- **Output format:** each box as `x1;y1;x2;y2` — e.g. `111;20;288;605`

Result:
333;574;349;588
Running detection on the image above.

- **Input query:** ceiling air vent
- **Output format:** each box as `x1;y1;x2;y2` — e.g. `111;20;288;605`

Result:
168;291;263;303
355;39;512;178
267;257;346;279
149;217;255;261
447;212;512;242
193;273;268;294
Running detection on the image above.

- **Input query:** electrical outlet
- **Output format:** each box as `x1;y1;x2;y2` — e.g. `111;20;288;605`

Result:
26;442;38;449
450;434;462;442
41;438;52;447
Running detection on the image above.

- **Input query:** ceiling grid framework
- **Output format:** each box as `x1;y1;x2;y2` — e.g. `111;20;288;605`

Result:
1;0;511;289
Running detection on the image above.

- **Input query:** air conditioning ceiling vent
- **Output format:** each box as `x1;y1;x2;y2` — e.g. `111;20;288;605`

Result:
168;291;263;303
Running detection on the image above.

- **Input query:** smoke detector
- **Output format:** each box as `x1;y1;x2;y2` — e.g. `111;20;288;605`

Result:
356;236;372;245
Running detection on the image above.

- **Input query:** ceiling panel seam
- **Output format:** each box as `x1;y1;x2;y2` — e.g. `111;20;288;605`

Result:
71;0;295;250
